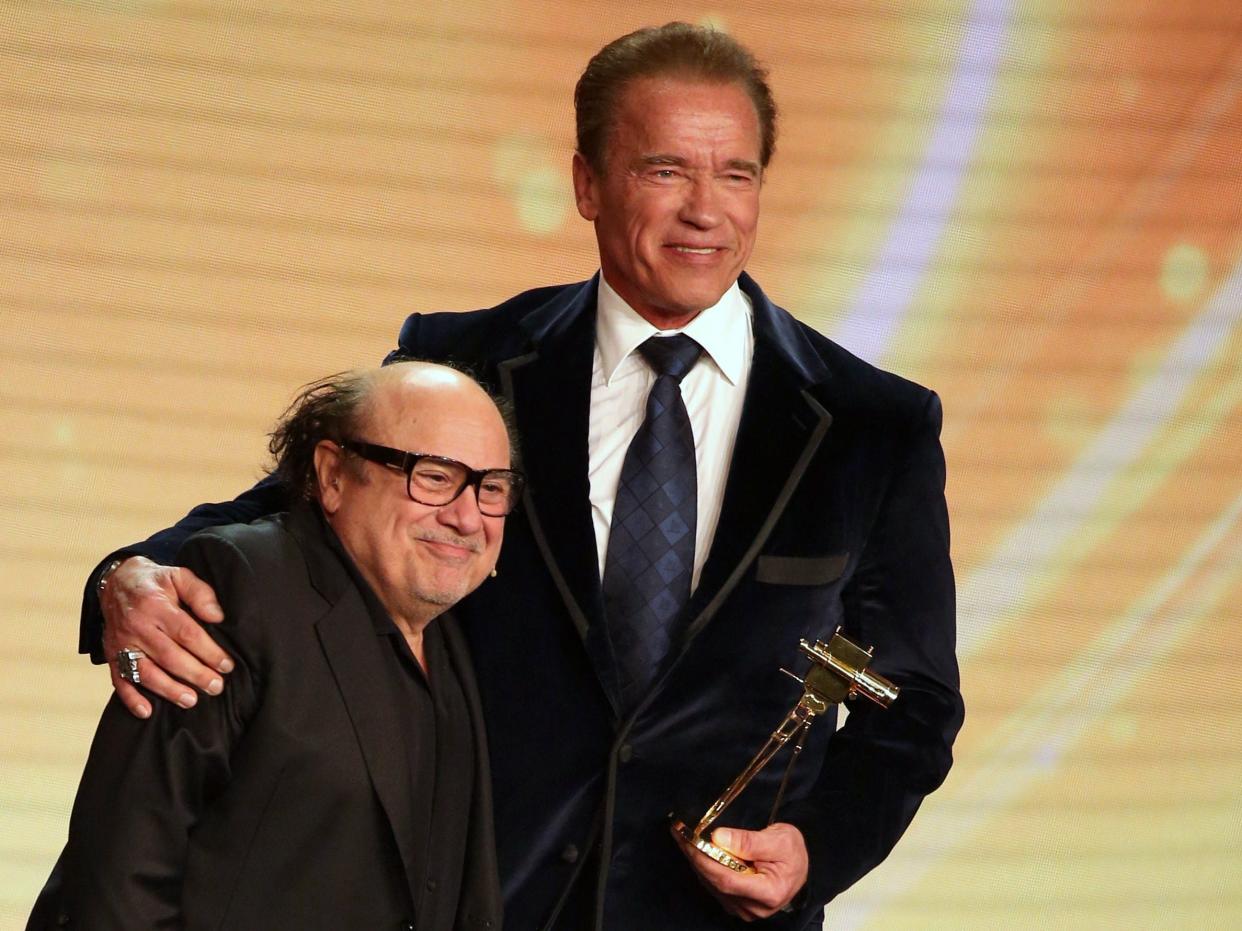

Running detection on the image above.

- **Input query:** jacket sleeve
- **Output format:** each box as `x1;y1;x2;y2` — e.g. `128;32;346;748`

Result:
46;532;264;928
77;474;286;662
780;390;965;916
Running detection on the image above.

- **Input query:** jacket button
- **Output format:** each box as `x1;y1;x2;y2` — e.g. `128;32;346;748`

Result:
618;743;633;763
560;843;580;864
56;913;71;927
399;922;414;931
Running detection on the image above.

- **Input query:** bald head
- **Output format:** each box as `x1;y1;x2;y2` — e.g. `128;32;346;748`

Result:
356;362;511;475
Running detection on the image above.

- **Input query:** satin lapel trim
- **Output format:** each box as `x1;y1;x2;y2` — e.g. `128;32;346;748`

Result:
314;596;421;901
496;299;602;642
682;340;833;645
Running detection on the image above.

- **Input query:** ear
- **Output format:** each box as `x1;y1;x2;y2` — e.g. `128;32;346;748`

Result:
313;440;346;515
571;151;600;222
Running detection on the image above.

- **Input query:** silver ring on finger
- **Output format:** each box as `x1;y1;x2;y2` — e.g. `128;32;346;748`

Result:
117;648;145;685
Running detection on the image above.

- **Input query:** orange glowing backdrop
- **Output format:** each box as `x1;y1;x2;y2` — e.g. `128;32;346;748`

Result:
2;1;1240;927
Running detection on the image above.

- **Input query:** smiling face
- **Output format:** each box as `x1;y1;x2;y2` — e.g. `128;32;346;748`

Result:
573;76;763;329
315;365;510;630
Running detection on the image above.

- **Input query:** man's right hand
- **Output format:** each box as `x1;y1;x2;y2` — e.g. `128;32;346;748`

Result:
100;556;233;719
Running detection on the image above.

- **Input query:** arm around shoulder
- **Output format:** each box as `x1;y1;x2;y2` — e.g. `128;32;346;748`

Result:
78;474;287;662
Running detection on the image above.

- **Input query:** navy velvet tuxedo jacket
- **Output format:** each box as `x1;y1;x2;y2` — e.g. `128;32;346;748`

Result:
79;273;964;930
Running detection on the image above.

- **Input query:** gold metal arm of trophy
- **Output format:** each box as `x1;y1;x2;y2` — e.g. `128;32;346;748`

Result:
674;629;899;874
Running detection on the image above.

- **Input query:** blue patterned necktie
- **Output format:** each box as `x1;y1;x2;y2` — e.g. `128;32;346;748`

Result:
601;333;703;712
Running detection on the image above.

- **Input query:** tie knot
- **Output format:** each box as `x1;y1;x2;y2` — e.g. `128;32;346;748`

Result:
638;334;702;383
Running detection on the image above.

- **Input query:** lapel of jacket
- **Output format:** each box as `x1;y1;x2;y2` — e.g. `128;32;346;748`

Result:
495;277;605;642
492;275;835;715
440;613;503;927
678;274;834;647
287;506;423;905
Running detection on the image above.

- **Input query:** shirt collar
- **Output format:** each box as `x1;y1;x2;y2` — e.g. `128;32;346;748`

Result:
594;273;752;387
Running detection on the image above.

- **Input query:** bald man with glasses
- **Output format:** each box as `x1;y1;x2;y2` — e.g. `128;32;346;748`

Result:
30;362;511;931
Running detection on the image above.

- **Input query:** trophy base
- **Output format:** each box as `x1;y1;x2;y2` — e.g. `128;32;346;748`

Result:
671;820;756;874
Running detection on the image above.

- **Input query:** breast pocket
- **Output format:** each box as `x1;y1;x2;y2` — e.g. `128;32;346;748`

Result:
754;552;849;586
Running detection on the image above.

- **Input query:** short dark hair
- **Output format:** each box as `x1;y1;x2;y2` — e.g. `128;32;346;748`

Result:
574;22;778;174
267;361;521;502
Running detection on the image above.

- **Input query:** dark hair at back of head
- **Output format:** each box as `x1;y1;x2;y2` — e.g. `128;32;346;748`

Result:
268;370;373;502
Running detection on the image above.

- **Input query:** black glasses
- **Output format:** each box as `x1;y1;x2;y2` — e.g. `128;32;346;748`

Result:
340;440;525;517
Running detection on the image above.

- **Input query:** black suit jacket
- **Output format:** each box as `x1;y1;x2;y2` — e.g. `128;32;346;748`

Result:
43;506;501;930
78;273;963;930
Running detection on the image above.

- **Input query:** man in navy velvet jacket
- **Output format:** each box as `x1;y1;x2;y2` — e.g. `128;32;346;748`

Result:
77;23;964;931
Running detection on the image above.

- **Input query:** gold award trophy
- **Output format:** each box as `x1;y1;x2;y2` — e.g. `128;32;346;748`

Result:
672;629;899;874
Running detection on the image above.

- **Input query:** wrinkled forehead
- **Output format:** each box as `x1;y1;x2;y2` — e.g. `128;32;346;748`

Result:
607;76;762;156
365;378;512;466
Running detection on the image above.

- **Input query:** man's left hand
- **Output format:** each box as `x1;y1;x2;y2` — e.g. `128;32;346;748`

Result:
673;822;809;922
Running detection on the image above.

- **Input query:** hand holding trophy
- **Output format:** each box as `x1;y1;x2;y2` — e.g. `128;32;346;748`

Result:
672;629;899;874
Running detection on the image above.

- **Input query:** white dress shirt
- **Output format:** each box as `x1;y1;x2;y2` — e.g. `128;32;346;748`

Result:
588;274;754;591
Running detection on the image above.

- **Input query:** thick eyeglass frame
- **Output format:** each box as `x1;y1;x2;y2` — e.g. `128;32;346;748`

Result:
339;439;525;517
